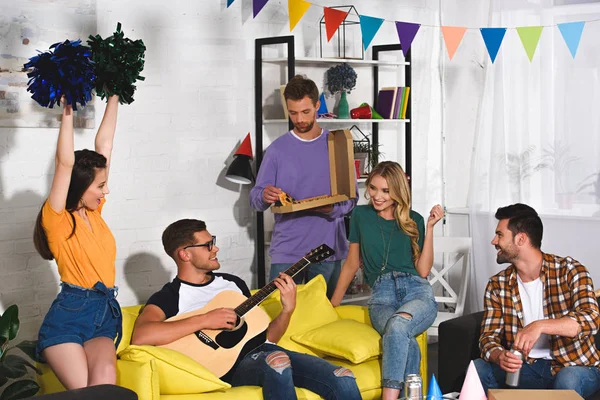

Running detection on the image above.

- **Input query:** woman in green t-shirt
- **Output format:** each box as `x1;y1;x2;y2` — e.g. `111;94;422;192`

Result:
331;161;443;400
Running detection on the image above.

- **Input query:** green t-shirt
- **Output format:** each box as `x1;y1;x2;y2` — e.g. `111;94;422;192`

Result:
348;205;425;286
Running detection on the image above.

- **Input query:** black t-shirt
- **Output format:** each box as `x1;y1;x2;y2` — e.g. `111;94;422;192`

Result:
146;273;267;383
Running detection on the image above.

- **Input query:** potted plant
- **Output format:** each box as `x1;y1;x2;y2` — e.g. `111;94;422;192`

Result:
325;63;357;119
0;305;40;400
353;140;383;176
353;141;370;177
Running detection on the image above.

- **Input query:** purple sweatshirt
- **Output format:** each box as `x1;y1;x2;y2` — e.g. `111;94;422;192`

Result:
249;129;358;264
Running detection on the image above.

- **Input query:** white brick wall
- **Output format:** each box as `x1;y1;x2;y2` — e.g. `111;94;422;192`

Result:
0;0;483;341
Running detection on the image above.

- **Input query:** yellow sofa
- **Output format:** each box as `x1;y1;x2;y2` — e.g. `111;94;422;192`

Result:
37;275;428;400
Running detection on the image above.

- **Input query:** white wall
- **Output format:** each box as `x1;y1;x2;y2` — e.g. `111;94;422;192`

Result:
0;0;483;340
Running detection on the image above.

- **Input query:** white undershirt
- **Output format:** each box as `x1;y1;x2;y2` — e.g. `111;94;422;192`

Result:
517;275;552;360
290;128;323;142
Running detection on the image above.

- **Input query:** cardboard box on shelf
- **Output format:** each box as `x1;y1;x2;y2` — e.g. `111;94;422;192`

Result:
488;389;583;400
271;129;356;214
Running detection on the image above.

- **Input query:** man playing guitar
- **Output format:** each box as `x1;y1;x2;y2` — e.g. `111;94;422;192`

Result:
131;218;361;400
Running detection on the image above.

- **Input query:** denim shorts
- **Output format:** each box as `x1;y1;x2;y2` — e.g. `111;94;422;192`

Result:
36;281;122;361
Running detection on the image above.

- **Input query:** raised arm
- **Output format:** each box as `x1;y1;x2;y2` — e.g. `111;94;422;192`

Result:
131;304;238;346
415;205;444;278
47;105;75;213
94;95;119;181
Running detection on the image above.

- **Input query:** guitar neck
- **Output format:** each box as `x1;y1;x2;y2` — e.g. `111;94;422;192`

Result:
234;257;311;316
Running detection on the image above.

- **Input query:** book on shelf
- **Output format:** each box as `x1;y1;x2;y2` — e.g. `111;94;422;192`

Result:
376;87;410;119
399;87;410;119
375;88;397;119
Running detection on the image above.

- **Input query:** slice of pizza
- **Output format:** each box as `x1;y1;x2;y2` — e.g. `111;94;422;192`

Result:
274;191;295;206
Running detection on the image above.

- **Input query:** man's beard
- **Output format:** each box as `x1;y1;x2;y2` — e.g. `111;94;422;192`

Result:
294;120;314;133
496;246;516;264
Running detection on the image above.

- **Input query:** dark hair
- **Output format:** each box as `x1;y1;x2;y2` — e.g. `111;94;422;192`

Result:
162;219;207;260
33;150;108;260
284;75;319;106
495;203;543;249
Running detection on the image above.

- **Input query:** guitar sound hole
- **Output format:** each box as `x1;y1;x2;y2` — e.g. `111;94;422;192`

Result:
215;320;248;349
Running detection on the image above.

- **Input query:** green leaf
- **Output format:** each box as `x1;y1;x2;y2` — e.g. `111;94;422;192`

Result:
0;337;7;359
0;373;7;387
0;355;29;379
15;341;39;364
0;379;39;400
0;306;19;341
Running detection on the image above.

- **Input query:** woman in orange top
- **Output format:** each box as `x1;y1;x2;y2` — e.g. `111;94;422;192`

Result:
33;96;120;389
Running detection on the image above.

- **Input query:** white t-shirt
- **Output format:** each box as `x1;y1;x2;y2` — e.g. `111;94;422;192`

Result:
517;275;552;360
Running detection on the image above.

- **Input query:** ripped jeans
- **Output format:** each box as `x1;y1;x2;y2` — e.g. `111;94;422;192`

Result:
368;271;438;390
231;343;361;400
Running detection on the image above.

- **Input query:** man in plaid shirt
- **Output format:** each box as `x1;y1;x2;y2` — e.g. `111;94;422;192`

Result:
474;203;600;398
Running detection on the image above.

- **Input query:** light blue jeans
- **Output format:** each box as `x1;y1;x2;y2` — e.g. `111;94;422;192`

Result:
474;357;600;398
270;261;341;299
368;271;437;390
232;343;361;400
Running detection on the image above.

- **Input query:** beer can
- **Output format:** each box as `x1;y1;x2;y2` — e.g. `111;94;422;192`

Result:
505;348;523;387
405;381;422;399
405;374;422;400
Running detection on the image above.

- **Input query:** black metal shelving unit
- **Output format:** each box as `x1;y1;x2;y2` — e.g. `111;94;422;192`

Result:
254;36;411;288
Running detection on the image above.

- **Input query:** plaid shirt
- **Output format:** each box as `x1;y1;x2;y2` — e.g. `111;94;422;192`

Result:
480;253;600;374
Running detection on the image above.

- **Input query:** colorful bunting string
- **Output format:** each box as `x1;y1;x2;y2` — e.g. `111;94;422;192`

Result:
253;0;269;18
441;26;467;60
289;0;311;31
480;28;507;63
558;21;585;58
238;0;593;62
324;7;349;42
395;21;421;57
516;26;544;61
227;0;234;8
359;15;384;50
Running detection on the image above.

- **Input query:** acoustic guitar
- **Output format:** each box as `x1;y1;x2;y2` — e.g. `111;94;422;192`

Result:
159;244;335;378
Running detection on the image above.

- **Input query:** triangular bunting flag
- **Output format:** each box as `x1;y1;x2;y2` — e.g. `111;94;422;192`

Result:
480;27;507;63
516;26;543;62
441;26;467;60
359;15;384;50
324;7;349;42
253;0;269;18
558;21;585;58
395;21;421;57
288;0;311;31
227;0;234;7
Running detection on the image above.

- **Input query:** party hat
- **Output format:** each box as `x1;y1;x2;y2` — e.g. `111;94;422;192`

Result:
360;103;383;119
234;133;253;159
427;374;443;399
317;93;328;115
459;360;487;400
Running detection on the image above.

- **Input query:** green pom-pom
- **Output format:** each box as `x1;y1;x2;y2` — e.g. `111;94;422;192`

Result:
88;22;146;104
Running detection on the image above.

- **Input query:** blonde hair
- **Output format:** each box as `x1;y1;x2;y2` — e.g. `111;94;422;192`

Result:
365;161;420;262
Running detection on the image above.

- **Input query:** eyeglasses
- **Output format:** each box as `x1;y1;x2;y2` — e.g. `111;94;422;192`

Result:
184;236;217;252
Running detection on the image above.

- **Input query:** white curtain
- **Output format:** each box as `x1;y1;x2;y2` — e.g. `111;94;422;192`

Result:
467;0;600;312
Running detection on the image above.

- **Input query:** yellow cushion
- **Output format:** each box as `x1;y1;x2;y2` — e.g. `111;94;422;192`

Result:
36;363;65;395
323;356;382;393
118;305;143;354
116;359;160;400
291;319;381;363
36;359;158;400
259;275;339;356
119;345;230;395
161;386;263;400
334;304;372;325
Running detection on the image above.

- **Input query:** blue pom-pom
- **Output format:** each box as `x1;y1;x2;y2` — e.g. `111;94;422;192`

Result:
24;39;95;110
